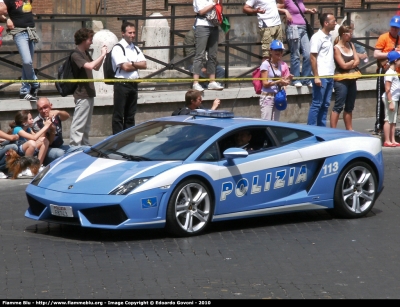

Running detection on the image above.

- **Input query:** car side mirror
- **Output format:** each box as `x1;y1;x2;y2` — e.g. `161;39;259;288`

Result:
223;147;248;159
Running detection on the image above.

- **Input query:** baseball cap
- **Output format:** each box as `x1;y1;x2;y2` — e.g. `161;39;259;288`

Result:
387;51;400;63
390;16;400;28
270;40;285;50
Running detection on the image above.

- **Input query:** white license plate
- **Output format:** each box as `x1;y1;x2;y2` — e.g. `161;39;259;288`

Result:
50;204;74;217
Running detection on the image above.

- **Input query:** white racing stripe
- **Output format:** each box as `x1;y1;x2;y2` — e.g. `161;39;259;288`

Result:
76;158;126;182
297;136;381;159
133;136;381;193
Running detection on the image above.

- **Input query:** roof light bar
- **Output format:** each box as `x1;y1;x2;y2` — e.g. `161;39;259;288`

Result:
190;109;235;118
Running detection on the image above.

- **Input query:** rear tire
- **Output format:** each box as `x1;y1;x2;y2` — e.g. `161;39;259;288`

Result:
166;179;213;237
333;161;377;218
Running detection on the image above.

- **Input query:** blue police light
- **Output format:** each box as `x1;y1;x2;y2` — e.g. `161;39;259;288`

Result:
190;109;234;118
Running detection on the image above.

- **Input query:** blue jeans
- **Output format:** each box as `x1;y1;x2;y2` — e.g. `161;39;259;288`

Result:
0;144;18;171
307;78;334;126
44;145;90;165
333;80;357;114
13;31;39;95
286;25;311;85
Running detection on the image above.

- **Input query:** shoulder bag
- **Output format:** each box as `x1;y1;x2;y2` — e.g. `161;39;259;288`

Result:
205;1;222;27
292;0;314;40
252;67;263;95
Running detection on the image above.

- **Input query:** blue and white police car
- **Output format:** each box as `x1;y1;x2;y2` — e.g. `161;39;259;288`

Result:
25;110;384;236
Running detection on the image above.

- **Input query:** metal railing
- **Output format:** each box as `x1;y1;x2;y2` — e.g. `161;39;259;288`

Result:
0;0;396;94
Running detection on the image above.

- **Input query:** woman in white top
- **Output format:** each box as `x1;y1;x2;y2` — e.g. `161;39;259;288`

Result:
192;0;223;91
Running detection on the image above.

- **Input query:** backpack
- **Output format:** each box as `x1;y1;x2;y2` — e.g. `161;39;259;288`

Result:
103;43;140;85
171;107;191;116
252;67;262;95
103;43;124;85
55;51;78;97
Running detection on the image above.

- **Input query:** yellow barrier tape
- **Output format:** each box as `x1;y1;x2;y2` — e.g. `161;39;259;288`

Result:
0;73;398;83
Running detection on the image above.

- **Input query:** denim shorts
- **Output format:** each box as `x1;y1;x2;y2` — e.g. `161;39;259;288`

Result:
16;140;39;156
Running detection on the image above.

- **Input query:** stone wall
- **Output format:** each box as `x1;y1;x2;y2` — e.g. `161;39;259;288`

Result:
0;80;378;137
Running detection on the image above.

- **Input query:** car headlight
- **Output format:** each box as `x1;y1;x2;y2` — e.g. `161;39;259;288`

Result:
30;165;51;186
109;177;152;195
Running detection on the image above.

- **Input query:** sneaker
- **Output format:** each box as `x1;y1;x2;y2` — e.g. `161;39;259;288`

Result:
306;82;313;88
38;165;45;173
0;172;8;179
293;81;302;88
207;81;223;90
25;168;32;176
21;93;38;102
18;168;33;177
192;83;204;92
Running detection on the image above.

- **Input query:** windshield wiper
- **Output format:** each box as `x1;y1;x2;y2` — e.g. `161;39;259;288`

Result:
113;151;152;161
90;147;109;158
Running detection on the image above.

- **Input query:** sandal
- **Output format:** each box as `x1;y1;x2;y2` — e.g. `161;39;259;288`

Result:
383;142;396;147
394;143;400;147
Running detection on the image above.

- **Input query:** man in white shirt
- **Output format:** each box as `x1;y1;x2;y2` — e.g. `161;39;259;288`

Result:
111;21;147;135
243;0;283;60
307;13;337;127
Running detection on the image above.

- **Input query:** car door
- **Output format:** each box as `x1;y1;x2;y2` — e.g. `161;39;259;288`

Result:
214;126;307;215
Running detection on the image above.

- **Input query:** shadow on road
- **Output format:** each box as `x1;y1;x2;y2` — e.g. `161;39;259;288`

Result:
24;208;378;242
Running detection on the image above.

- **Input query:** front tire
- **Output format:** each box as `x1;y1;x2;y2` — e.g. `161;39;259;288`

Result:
166;179;213;237
333;161;377;218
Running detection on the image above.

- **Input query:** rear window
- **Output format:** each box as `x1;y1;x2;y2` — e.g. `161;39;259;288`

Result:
269;126;312;146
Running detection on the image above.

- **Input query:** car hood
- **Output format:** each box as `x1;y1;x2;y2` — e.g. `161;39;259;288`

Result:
37;152;182;194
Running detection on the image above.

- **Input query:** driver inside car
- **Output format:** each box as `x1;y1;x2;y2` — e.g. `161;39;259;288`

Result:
234;130;253;152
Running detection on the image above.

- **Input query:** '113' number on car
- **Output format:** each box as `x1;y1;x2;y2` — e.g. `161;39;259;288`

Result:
322;162;339;176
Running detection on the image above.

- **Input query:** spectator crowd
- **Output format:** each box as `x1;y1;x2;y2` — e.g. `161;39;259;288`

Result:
1;0;400;179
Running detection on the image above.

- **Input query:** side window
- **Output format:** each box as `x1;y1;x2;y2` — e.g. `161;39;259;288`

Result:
217;128;276;157
249;129;275;151
197;143;219;162
269;126;312;146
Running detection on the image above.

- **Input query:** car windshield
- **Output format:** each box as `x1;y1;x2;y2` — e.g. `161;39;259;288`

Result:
88;121;221;161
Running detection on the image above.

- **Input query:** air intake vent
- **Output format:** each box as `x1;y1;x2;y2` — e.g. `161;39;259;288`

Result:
81;205;128;225
26;195;46;216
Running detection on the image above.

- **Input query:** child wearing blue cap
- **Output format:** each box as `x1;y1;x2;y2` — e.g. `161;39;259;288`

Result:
382;51;400;147
259;39;293;121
